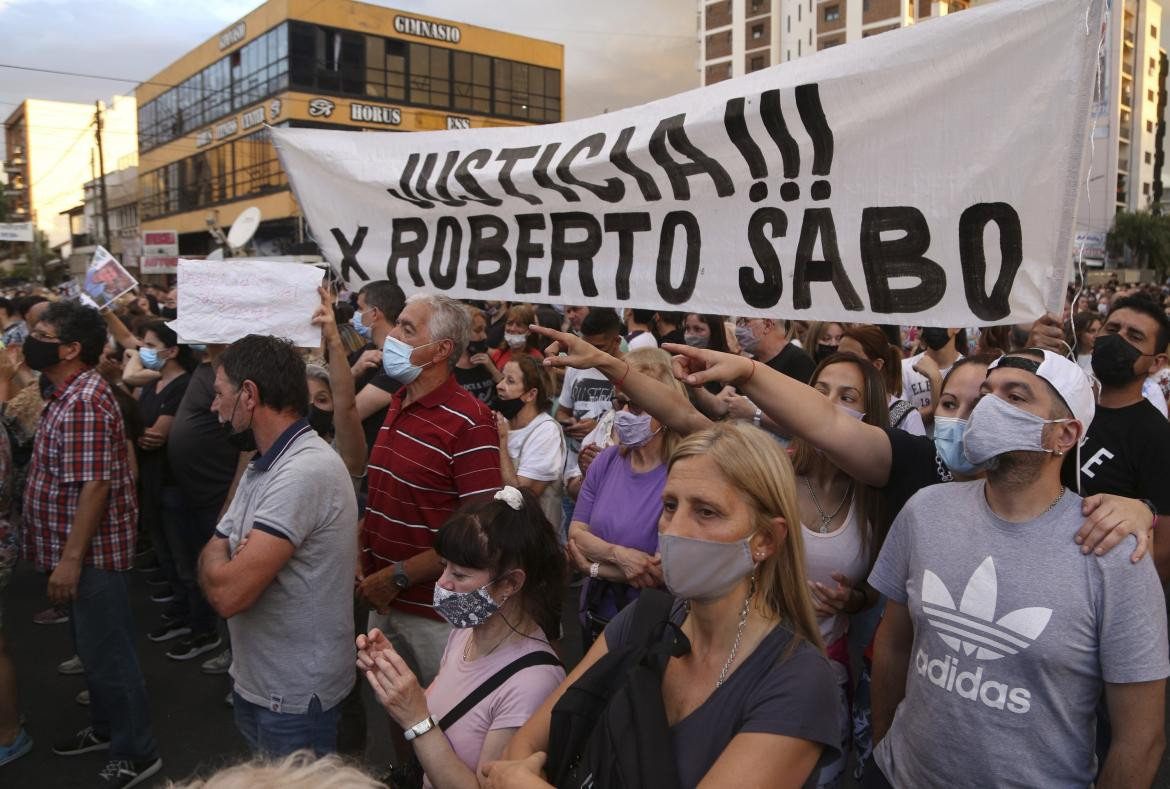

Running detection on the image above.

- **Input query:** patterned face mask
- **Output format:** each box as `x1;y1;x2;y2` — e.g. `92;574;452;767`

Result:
432;582;501;628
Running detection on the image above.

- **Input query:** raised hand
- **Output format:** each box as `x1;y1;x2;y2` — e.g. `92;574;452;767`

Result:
529;324;610;372
660;342;755;390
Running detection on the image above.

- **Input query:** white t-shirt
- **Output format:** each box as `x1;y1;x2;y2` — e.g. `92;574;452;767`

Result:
1142;377;1169;418
506;412;564;482
558;366;616;472
901;352;961;411
802;497;868;644
627;330;658;351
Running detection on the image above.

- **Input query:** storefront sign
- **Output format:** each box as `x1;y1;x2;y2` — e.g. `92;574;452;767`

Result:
394;15;461;44
219;22;246;50
143;230;179;258
196;129;213;147
0;222;33;243
242;106;266;130
446;116;471;130
214;118;239;140
276;0;1102;326
351;103;402;125
308;98;335;118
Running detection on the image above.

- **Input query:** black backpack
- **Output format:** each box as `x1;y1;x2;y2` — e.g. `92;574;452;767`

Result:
546;589;689;789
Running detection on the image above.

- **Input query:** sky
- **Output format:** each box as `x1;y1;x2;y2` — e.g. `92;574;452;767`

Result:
0;0;699;149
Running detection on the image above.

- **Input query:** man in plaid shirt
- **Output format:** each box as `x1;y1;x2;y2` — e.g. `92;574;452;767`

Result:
21;301;160;788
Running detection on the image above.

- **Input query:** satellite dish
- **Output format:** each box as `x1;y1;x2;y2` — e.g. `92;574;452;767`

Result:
226;206;261;251
206;247;226;261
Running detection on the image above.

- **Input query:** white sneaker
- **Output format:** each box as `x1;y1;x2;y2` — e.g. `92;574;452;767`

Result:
201;648;232;674
57;654;84;675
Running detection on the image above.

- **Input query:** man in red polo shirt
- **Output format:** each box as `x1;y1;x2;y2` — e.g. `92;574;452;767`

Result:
358;293;501;688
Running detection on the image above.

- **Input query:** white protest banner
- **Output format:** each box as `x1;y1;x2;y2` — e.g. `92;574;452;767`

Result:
84;246;137;309
167;258;323;347
273;0;1102;327
0;222;33;243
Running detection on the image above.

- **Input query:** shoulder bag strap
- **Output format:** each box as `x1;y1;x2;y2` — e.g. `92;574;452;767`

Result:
437;650;562;731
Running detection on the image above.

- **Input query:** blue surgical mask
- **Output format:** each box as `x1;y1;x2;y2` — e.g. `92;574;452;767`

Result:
659;533;756;602
734;324;759;355
189;344;207;353
835;403;865;421
352;311;372;340
933;415;982;476
138;347;167;371
382;336;437;384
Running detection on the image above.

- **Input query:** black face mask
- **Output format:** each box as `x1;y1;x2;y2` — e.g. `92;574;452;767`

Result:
23;335;62;372
921;327;952;351
308;404;334;438
159;306;177;320
1091;332;1145;386
495;395;526;420
223;391;257;452
467;339;488;356
815;343;837;363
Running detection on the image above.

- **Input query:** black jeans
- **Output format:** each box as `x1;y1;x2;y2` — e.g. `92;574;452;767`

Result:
161;486;221;636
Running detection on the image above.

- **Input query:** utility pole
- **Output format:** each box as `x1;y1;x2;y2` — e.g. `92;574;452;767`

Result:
93;100;110;249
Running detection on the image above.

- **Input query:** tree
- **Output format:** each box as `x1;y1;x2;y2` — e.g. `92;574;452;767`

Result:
23;229;53;283
1107;210;1170;279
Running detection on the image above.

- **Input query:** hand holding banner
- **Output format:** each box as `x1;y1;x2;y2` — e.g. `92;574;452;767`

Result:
166;259;324;347
273;0;1102;327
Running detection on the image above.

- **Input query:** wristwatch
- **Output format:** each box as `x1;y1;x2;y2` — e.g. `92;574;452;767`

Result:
392;562;410;590
589;561;600;579
403;714;437;741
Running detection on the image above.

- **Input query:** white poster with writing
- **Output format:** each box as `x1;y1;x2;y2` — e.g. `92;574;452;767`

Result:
273;0;1102;327
167;259;323;347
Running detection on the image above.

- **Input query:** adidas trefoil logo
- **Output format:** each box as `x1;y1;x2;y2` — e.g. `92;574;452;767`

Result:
921;557;1052;661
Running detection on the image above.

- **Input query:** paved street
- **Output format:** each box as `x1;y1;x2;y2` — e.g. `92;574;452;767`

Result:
3;559;1169;788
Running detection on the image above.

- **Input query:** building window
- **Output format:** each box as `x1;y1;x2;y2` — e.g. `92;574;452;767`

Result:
453;51;492;114
864;0;871;9
750;55;765;71
1149;89;1156;102
1148;119;1155;133
809;29;812;45
1146;151;1153;164
493;59;561;122
825;4;840;22
798;39;802;56
787;15;791;32
798;4;802;21
1144;181;1151;195
752;24;764;40
1152;57;1159;72
751;0;762;11
1152;25;1158;38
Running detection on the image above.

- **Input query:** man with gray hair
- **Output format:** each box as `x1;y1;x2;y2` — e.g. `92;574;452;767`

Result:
357;293;501;695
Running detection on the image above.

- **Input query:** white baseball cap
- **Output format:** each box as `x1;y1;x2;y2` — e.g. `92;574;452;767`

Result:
988;350;1095;438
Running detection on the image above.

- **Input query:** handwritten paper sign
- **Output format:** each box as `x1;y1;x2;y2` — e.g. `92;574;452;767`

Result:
84;246;137;309
167;258;324;347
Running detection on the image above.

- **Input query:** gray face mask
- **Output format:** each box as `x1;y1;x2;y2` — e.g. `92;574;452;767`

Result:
659;532;755;602
962;394;1072;467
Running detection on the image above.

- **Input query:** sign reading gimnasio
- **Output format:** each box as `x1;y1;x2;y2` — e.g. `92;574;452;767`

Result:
394;15;461;44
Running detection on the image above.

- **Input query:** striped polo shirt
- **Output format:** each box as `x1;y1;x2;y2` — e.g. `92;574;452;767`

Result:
363;373;502;619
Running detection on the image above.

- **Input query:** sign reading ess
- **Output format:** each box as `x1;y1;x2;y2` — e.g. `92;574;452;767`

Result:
274;0;1103;327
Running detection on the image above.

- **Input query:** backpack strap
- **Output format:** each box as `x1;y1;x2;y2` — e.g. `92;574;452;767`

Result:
626;589;678;652
437;649;561;731
888;398;915;429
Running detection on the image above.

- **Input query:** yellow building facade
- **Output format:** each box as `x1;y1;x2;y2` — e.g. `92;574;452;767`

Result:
135;0;564;253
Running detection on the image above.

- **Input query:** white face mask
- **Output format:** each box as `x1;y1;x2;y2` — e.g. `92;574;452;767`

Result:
659;533;756;602
505;332;528;350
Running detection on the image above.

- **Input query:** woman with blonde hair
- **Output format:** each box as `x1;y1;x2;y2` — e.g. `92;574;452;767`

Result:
488;421;838;788
566;348;686;648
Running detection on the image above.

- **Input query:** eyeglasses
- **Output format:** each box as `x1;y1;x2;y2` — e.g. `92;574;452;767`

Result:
612;397;644;415
29;330;60;342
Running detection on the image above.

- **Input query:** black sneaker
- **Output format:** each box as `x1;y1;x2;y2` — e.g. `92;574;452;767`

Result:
145;574;169;588
97;757;162;788
149;589;175;604
159;606;186;626
147;622;190;643
51;725;109;756
166;632;222;661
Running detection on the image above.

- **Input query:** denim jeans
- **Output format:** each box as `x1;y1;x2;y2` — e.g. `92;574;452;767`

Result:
70;567;157;762
233;692;340;758
161;486;220;636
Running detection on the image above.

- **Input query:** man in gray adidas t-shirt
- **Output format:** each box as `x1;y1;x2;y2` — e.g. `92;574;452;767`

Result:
198;335;358;757
868;351;1168;788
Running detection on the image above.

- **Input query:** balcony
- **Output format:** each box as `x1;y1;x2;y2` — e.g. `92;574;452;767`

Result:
3;160;22;173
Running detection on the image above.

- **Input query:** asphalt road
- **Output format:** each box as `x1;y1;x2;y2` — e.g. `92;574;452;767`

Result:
3;560;1168;788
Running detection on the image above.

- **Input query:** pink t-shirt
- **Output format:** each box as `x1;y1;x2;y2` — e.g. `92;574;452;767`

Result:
424;626;564;779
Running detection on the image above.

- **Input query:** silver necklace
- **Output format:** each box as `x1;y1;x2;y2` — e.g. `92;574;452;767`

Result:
1042;487;1065;516
804;477;854;533
463;629;509;662
715;590;752;689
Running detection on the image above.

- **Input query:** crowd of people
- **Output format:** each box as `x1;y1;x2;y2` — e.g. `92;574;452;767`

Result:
0;272;1167;788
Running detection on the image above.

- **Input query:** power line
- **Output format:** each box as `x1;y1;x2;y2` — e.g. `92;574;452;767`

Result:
0;63;168;90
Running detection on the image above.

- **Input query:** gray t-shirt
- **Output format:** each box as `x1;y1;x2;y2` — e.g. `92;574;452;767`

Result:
215;421;359;715
869;480;1169;788
606;600;839;787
